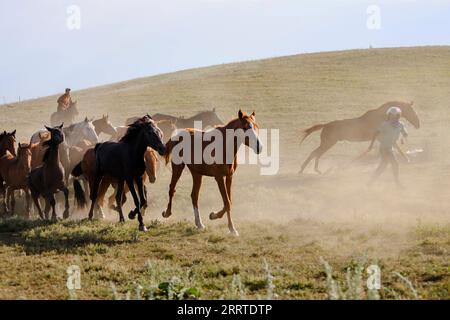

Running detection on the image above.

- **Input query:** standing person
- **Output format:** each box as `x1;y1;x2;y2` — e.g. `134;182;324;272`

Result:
367;106;409;187
57;88;73;112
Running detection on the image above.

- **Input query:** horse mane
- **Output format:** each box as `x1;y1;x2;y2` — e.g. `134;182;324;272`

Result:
120;122;147;143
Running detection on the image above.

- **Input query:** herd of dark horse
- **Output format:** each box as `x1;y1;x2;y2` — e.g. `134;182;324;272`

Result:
0;101;420;234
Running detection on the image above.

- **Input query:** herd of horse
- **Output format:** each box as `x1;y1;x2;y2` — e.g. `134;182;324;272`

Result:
0;101;420;235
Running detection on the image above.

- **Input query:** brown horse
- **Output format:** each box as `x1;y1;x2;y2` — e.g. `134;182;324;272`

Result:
0;143;32;216
93;115;117;139
72;146;159;219
152;108;223;130
0;130;17;213
298;101;420;174
28;124;70;221
162;110;262;236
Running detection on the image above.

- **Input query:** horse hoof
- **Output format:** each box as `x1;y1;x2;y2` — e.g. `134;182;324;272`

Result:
63;211;70;219
162;210;171;218
196;223;206;230
209;212;217;220
128;211;136;220
229;229;239;237
139;225;148;232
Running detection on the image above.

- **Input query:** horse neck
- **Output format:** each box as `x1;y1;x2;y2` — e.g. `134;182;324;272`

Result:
221;120;245;160
127;131;149;160
44;144;60;166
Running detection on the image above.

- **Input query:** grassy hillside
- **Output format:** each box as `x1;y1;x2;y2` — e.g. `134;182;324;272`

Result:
0;46;449;299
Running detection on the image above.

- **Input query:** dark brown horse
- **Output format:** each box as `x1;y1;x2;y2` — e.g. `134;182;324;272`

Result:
151;108;223;130
298;101;420;174
0;143;32;216
73;116;166;231
162;110;262;236
72;147;159;219
28;124;70;220
123;118;176;143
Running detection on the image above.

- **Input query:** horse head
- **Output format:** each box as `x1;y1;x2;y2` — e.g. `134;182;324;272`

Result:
45;123;65;146
0;130;17;157
144;148;158;183
94;114;117;137
400;101;420;129
237;109;263;154
124;118;166;156
17;143;32;168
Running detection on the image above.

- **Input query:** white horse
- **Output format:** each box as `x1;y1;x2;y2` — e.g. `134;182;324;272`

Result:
31;117;99;147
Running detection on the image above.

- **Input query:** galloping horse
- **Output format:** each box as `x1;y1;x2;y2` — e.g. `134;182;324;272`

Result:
298;101;420;174
0;143;32;216
74;116;166;231
28;124;70;221
50;101;79;127
72;147;158;219
152;108;224;129
162;110;263;236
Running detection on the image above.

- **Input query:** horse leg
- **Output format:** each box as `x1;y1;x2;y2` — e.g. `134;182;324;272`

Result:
190;172;205;230
31;193;45;220
24;188;31;220
61;187;70;219
313;140;337;174
5;187;12;215
224;175;237;235
46;193;57;221
210;176;236;235
125;178;145;231
162;163;185;218
135;177;147;214
10;189;16;215
114;180;125;222
88;173;102;220
44;199;51;220
94;179;109;219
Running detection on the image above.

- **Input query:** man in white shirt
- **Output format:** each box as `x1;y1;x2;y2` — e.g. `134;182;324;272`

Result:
367;106;409;187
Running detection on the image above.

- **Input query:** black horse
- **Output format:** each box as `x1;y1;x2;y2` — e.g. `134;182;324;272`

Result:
80;115;166;231
28;124;70;220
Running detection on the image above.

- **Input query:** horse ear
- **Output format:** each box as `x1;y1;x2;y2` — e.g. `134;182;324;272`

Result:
212;107;216;112
251;111;256;117
11;130;16;137
238;110;243;119
84;116;88;122
45;126;52;132
59;123;64;129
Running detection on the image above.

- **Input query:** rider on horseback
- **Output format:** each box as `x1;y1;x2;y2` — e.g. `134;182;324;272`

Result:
57;88;73;112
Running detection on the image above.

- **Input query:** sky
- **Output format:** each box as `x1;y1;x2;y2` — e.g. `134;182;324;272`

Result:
0;0;449;102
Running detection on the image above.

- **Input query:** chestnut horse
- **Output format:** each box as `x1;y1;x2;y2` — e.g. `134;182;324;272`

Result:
71;147;159;219
298;101;420;174
0;143;32;216
162;110;263;236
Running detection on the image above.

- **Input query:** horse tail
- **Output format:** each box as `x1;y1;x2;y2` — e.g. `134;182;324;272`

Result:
71;162;87;209
71;162;83;177
299;124;325;145
163;139;182;165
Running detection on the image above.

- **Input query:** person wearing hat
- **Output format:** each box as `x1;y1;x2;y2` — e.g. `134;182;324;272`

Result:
57;88;73;112
366;106;409;187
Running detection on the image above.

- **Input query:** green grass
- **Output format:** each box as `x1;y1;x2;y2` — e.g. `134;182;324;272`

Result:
0;217;447;299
